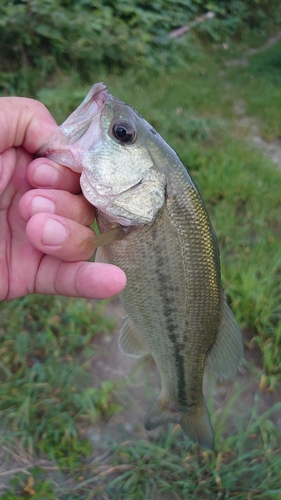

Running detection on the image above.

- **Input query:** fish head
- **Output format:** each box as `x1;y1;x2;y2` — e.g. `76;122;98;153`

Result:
39;83;166;226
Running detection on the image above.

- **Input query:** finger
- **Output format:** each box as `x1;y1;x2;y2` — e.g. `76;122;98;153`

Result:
27;157;81;193
0;97;57;154
19;189;95;226
34;257;127;299
0;147;31;196
26;213;100;262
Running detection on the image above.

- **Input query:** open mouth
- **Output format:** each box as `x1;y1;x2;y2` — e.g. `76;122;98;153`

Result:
37;83;109;172
60;82;108;143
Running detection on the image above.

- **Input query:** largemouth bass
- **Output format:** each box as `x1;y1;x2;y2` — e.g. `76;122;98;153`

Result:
40;83;243;449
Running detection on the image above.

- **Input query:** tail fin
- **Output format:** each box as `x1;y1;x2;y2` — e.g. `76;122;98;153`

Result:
144;396;214;450
180;400;214;450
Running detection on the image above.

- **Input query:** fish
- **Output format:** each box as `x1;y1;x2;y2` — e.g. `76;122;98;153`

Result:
39;82;243;449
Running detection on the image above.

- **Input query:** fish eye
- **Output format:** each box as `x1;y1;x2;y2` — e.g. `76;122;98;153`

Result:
112;121;136;143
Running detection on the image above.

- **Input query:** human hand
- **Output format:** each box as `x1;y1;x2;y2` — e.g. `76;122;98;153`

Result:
0;97;126;301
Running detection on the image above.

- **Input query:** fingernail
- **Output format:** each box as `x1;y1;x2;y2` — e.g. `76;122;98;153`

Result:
33;164;59;187
42;218;67;246
31;196;56;216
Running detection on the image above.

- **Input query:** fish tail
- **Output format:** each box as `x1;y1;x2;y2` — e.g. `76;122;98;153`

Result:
180;400;214;450
144;397;214;450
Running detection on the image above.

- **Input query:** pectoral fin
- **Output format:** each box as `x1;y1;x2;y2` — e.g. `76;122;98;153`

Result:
93;226;123;249
94;226;123;263
95;246;108;263
118;317;150;359
207;301;244;380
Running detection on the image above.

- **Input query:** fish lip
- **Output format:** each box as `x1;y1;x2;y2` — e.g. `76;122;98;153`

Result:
37;82;109;162
60;82;108;140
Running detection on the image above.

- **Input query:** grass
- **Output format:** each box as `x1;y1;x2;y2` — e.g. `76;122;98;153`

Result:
1;29;281;499
0;296;120;468
226;38;281;141
2;392;281;498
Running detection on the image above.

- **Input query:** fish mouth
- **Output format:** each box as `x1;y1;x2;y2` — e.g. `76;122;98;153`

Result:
38;82;109;172
60;82;108;144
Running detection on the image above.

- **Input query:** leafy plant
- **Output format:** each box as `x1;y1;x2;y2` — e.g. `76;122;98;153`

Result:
1;0;281;95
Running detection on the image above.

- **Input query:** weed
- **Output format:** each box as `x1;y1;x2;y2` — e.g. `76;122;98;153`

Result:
2;393;280;498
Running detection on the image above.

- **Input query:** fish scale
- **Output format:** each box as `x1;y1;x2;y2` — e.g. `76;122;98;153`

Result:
39;82;244;449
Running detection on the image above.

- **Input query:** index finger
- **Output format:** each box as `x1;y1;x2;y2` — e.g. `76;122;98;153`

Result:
0;97;57;154
27;157;82;193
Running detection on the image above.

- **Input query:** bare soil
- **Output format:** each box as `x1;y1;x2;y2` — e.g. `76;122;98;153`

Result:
225;31;281;68
233;98;281;170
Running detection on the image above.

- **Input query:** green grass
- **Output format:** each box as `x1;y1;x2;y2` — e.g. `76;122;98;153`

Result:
1;30;281;499
0;296;120;468
2;392;281;498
